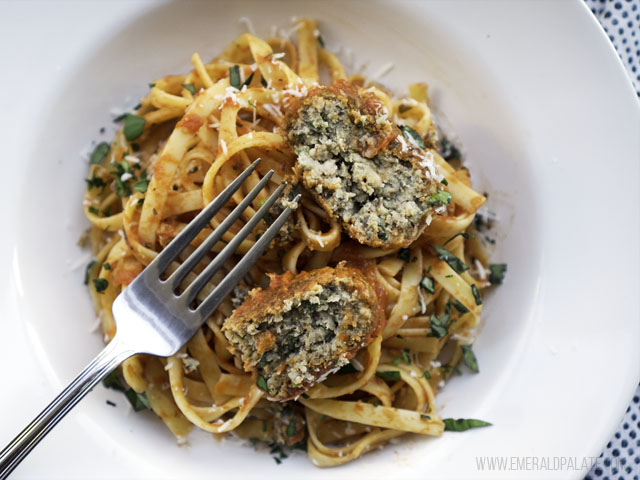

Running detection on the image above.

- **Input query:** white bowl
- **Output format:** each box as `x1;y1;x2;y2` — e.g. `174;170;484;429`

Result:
0;1;638;478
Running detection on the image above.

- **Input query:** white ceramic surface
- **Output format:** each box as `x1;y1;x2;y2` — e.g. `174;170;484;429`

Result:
0;1;638;479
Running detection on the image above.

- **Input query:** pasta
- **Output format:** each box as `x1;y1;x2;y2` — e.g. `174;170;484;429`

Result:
82;18;504;467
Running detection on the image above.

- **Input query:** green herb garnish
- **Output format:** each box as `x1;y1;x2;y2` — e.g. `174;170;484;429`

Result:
125;390;150;411
461;344;479;373
181;83;196;95
114;177;131;198
229;65;241;89
85;176;106;190
488;263;507;285
397;248;412;262
450;299;470;314
420;414;431;420
423;370;431;380
90;142;110;165
148;82;156;88
92;278;108;293
420;276;436;294
428;305;452;338
133;178;149;193
400;125;426;149
427;190;452;207
441;178;449;186
103;263;111;270
102;369;127;392
443;418;492;432
471;284;482;305
376;371;401;382
430;244;469;274
317;34;325;48
257;375;269;392
123;114;146;141
88;206;99;215
285;421;296;437
242;72;255;89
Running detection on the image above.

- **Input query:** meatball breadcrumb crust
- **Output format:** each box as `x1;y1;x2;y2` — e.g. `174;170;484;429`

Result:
281;81;443;249
222;263;384;401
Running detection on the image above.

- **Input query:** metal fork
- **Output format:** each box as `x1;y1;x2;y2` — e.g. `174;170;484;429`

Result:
0;158;296;478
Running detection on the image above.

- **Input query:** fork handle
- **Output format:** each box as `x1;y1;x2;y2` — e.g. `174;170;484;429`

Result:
0;336;134;479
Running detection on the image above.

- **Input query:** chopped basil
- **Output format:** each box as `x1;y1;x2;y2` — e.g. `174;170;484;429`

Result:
443;418;492;432
439;137;461;163
423;370;431;380
125;389;150;411
376;371;401;382
471;284;482;305
430;244;469;274
450;299;470;314
441;178;449;186
114;178;131;198
90;142;110;165
181;83;196;95
113;112;127;122
488;263;507;285
102;369;127;392
93;278;108;293
317;34;325;48
420;276;436;294
103;262;111;270
427;190;452;207
461;344;479;373
242;72;255;89
84;260;98;285
229;65;241;89
397;248;412;262
400;125;426;149
428;306;452;338
85;176;106;189
402;349;411;364
377;230;388;241
248;99;257;109
372;401;379;407
133;178;149;193
257;375;269;392
420;414;431;420
285;421;296;437
88;206;99;215
392;357;402;366
443;232;470;246
123;114;146;141
148;82;156;88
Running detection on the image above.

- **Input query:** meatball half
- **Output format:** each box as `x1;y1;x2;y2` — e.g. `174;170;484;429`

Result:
281;81;443;248
222;263;383;401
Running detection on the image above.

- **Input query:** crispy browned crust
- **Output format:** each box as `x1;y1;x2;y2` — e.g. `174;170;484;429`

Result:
223;263;384;401
282;80;397;158
281;82;439;249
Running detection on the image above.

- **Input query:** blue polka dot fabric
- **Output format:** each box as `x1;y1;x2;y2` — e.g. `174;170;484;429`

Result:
585;0;640;96
585;388;640;478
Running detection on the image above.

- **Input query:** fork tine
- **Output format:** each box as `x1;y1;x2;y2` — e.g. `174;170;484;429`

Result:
182;182;289;305
196;194;302;320
151;158;261;274
166;169;275;292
